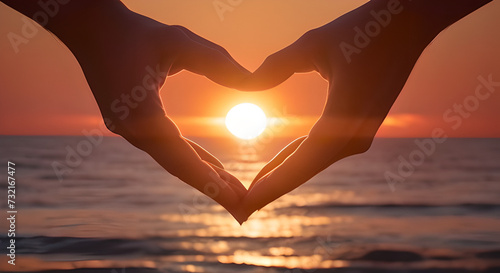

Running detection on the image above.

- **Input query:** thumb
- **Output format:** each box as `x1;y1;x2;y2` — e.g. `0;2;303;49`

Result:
169;27;251;88
245;30;320;91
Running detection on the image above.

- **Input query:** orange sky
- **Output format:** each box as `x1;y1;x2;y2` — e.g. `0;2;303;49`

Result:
1;0;499;138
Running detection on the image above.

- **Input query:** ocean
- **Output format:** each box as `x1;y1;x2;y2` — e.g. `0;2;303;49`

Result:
0;136;499;273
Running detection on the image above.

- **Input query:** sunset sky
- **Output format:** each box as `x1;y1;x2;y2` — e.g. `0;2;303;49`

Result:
1;0;499;138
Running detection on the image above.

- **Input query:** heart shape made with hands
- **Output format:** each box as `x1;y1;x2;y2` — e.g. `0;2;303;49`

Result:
174;19;352;224
176;0;472;224
16;0;474;225
158;0;420;225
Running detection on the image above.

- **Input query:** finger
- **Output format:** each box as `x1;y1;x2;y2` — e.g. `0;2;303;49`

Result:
250;136;307;187
228;182;247;199
224;175;248;199
169;27;251;89
248;30;320;91
209;163;248;197
172;25;250;75
172;25;237;61
185;138;224;169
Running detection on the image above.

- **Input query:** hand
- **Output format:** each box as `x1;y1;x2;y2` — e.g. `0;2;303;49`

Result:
1;0;251;222
237;0;494;222
235;0;412;222
69;4;253;219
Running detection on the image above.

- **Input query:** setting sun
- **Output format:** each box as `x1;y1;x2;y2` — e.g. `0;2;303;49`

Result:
225;103;267;140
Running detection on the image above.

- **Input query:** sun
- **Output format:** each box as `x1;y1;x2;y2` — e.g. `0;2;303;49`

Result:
225;103;267;140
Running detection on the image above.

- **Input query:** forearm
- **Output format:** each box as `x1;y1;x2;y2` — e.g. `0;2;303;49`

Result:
1;0;128;49
2;1;86;31
405;0;494;24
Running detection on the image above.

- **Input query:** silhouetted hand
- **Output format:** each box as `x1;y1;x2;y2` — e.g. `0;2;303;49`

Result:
235;0;495;223
1;0;250;222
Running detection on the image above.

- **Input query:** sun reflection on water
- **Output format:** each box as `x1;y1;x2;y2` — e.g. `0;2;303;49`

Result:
217;250;350;269
156;157;356;269
165;210;353;238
